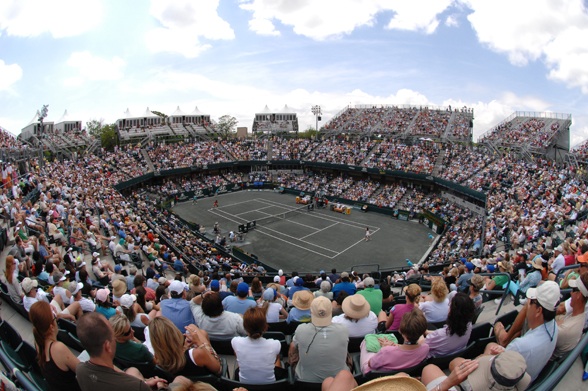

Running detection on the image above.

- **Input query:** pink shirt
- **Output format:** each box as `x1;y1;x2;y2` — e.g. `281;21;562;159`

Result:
387;303;415;331
367;344;429;373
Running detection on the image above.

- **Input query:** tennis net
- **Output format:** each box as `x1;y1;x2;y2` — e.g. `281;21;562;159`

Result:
256;205;308;227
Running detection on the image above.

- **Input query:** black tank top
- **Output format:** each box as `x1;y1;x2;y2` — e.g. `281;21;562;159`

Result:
42;342;82;391
177;349;212;377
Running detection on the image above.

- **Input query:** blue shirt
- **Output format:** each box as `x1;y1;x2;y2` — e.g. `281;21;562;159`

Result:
332;282;356;299
96;305;117;320
160;298;195;332
222;296;257;315
287;308;311;324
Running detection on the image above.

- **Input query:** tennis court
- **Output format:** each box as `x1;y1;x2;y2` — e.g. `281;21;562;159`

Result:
172;191;434;273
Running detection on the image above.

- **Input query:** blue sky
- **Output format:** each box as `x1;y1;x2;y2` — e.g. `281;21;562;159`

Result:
1;0;587;144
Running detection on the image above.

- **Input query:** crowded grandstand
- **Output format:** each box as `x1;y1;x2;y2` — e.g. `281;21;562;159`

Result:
0;104;586;391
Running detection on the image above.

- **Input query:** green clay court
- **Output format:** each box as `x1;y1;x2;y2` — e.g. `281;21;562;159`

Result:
172;191;434;273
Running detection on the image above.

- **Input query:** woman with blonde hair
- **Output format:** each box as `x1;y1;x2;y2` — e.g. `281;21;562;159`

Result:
383;283;421;331
29;301;81;391
109;313;153;363
419;277;450;323
148;317;221;377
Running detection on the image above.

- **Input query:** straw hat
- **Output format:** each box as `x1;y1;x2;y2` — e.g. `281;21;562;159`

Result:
342;294;370;319
292;290;313;311
112;279;127;297
353;374;426;391
531;257;544;270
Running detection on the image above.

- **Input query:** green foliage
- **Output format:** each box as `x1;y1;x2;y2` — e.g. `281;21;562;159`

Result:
299;128;319;139
151;110;168;119
85;119;104;138
216;115;238;137
100;124;118;151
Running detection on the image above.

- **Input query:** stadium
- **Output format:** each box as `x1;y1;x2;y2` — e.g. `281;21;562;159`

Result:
0;101;586;391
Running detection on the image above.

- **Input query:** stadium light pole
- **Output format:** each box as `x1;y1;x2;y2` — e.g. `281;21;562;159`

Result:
311;105;322;133
38;104;49;170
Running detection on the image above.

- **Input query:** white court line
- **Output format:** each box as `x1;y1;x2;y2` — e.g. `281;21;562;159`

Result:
333;227;381;256
299;222;339;239
257;198;376;231
207;196;378;259
255;225;338;254
235;204;276;218
254;228;338;258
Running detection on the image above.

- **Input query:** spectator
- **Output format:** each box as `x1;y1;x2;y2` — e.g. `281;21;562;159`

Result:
159;280;195;332
422;350;531;391
332;294;378;338
29;301;81;391
357;277;383;315
95;288;119;320
314;280;334;300
485;281;560;382
384;284;421;331
258;288;288;323
288;296;349;383
420;278;450;324
232;307;287;384
287;290;313;324
424;293;474;358
76;312;171;391
149;317;221;377
222;282;257;315
332;272;357;299
109;314;153;363
189;291;246;339
360;309;429;374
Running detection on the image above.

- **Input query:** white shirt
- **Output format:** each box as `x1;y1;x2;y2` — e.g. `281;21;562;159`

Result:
332;311;378;337
231;337;281;384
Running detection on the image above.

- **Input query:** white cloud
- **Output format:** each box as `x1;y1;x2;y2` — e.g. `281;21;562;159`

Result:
445;14;459;27
463;0;588;92
146;0;234;58
0;59;22;91
64;51;125;86
239;0;454;40
0;0;103;38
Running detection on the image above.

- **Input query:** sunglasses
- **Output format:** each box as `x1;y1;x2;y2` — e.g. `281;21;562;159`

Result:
122;328;133;337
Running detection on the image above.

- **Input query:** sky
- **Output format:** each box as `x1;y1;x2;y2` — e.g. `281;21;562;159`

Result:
1;0;588;145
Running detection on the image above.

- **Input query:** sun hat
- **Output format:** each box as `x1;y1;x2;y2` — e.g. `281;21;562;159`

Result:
210;279;220;290
96;288;110;303
471;258;483;268
262;288;277;301
352;374;426;391
295;277;304;286
468;274;485;290
340;271;349;279
342;294;370;319
112;279;127;297
526;280;560;311
531;257;544;270
310;296;332;327
114;264;122;273
465;262;475;271
292;290;314;311
53;271;66;283
119;294;137;309
465;351;531;391
92;252;100;258
21;278;38;294
68;282;84;295
273;275;280;283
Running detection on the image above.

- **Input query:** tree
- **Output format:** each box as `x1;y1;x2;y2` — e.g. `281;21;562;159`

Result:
216;115;238;137
100;124;118;151
86;119;105;138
